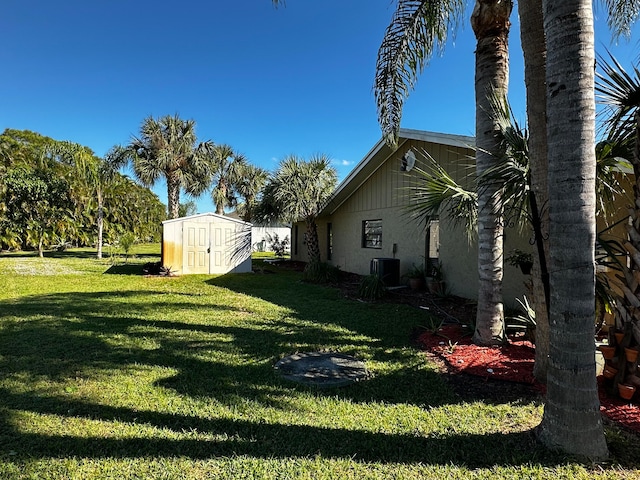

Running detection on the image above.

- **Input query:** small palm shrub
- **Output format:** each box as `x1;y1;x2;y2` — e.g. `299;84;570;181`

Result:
119;232;136;263
303;261;341;284
358;274;387;300
421;313;444;333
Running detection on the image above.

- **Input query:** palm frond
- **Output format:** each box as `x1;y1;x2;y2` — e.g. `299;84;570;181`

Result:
596;50;640;144
268;154;337;223
405;148;477;239
600;0;640;39
375;0;464;145
595;138;633;218
480;92;531;230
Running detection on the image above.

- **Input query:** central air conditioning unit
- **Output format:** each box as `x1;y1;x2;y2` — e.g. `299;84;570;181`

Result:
370;258;400;286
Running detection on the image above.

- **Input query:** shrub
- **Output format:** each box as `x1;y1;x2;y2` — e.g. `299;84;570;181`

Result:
142;261;175;277
265;233;290;258
357;274;387;300
303;261;341;284
119;232;136;257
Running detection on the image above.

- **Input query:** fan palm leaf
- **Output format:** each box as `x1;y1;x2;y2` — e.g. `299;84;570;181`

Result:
406;148;477;239
596;51;640;144
600;0;640;39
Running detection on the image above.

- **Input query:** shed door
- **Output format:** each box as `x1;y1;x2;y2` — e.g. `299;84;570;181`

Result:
183;223;210;274
211;224;234;274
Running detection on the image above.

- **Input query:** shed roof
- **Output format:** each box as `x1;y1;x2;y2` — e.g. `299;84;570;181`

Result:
319;129;475;216
162;212;252;226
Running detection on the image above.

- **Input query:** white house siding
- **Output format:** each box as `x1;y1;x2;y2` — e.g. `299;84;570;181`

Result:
251;226;291;252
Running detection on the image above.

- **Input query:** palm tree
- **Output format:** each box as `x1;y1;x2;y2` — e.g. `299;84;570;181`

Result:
514;0;550;381
259;154;337;265
536;0;608;459
516;0;640;382
375;0;512;345
595;50;640;392
469;0;512;345
51;141;118;259
204;144;249;215
111;115;211;219
235;163;269;222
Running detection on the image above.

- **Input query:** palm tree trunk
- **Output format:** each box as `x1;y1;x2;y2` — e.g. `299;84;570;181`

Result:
305;219;321;265
97;191;104;259
518;0;550;382
537;0;608;459
167;175;181;220
216;182;227;215
471;0;512;346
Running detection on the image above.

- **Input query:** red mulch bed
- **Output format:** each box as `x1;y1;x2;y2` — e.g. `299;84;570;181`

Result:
417;324;640;434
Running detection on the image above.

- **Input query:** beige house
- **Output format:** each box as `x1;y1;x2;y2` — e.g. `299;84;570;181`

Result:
162;213;252;275
290;129;533;307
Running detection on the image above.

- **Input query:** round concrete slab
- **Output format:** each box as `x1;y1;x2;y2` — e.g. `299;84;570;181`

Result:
274;352;369;387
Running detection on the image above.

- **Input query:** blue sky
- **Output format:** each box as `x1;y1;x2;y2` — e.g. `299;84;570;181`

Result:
2;1;639;213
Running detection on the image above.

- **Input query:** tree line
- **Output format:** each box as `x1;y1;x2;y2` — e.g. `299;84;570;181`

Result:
0;119;338;262
107;114;337;261
0;129;165;257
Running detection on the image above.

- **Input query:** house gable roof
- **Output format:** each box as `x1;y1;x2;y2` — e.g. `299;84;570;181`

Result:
320;129;475;216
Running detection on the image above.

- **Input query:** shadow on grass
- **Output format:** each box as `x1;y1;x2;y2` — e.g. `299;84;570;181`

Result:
0;289;451;408
0;250;99;259
0;250;161;261
0;283;620;468
104;263;145;275
0;389;559;466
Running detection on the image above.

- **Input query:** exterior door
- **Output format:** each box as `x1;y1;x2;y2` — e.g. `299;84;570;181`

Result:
425;218;440;273
183;223;210;274
211;224;233;273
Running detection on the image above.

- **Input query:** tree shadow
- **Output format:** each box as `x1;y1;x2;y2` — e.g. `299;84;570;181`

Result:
0;250;98;259
0;389;564;466
0;282;599;469
104;264;146;275
0;288;450;408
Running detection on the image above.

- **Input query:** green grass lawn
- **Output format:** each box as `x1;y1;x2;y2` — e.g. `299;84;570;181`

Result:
0;246;639;479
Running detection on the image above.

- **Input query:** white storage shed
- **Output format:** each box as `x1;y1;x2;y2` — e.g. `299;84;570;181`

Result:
162;213;252;275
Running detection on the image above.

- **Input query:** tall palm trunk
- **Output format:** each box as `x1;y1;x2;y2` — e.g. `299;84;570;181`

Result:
471;0;512;346
305;219;321;265
167;175;181;220
537;0;608;459
97;193;104;260
215;181;228;215
518;0;550;381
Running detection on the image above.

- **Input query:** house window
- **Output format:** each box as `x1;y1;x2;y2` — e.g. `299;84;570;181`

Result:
327;223;333;260
362;219;382;249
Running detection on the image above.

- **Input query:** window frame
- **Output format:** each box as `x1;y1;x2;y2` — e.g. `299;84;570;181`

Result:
362;219;382;249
